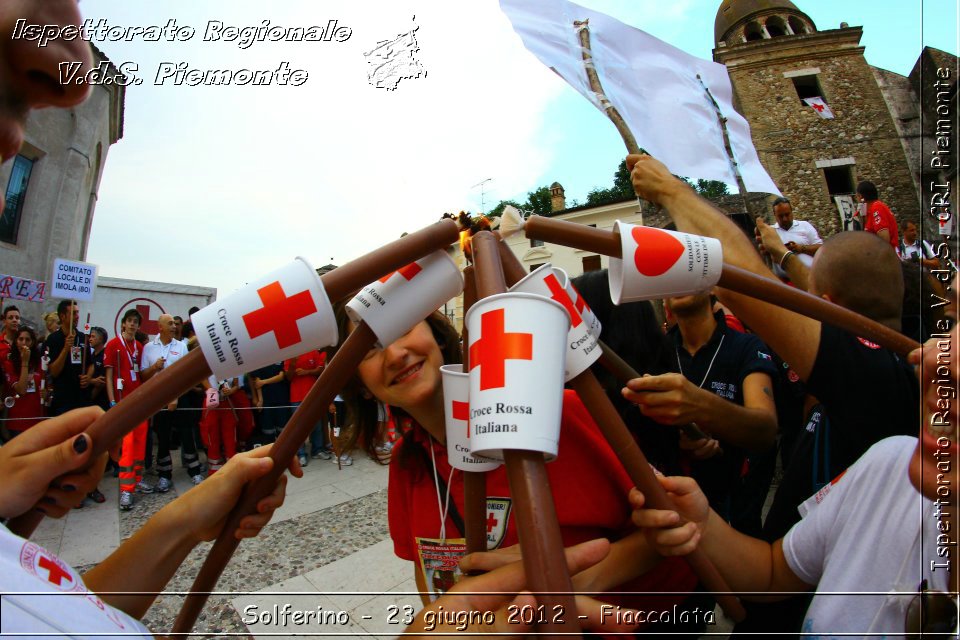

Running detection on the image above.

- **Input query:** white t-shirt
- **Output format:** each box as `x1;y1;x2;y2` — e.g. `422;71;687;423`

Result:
0;524;151;638
783;436;948;637
774;219;823;267
141;336;187;371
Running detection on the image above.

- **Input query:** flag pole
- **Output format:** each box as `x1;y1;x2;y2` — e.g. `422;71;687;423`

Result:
472;231;581;637
574;19;645;226
696;74;752;217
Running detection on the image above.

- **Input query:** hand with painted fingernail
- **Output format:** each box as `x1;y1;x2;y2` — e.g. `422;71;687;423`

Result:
0;406;105;519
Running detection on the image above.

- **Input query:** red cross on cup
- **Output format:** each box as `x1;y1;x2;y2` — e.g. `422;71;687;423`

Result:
243;282;317;350
469;309;533;391
191;257;338;379
440;364;499;472
378;261;423;283
465;292;568;461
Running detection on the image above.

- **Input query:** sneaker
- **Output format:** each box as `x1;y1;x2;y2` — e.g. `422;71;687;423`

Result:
88;489;106;504
311;449;332;460
136;480;155;494
334;453;354;466
190;474;204;486
156;477;172;493
119;491;134;511
298;454;309;467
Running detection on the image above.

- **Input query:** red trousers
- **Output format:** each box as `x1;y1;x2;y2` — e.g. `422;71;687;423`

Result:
119;421;148;493
201;407;236;475
229;390;255;443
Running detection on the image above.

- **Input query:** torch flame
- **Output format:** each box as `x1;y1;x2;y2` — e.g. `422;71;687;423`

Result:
446;211;494;263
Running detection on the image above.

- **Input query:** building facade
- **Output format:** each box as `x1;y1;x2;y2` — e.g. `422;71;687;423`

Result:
712;0;923;236
0;46;125;322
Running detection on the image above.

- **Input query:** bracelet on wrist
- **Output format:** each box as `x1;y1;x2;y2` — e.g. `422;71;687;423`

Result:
779;250;795;270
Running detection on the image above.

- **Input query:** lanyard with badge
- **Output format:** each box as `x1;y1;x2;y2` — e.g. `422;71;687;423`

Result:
122;338;139;381
414;438;467;601
69;331;82;365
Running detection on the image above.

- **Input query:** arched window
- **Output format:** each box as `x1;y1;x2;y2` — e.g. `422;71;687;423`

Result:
744;21;764;42
788;16;808;34
766;16;788;37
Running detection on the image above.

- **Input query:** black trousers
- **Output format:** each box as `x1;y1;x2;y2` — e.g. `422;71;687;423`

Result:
154;408;202;479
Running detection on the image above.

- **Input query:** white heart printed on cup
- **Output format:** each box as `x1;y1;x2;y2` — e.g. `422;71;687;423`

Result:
440;364;500;472
192;256;338;380
466;292;568;461
346;251;464;348
609;221;723;304
509;265;602;382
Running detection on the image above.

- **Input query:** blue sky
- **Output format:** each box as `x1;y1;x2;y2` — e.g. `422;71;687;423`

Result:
78;0;957;296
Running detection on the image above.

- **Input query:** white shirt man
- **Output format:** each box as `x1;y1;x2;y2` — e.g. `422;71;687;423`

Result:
140;314;200;490
771;197;822;268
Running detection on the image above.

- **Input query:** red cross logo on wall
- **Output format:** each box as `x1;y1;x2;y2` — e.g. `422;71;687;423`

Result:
135;305;159;336
469;308;533;391
378;262;422;284
486;513;499;533
452;400;469;438
242;282;318;350
543;273;582;328
38;554;73;588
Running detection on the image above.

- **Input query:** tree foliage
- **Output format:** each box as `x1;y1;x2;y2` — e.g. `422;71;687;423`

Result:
695;179;730;199
488;186;552;218
586;160;635;206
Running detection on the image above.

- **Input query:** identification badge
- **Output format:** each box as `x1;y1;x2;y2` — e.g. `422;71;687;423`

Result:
70;346;82;364
26;378;36;393
333;427;341;437
130;369;137;382
415;537;467;602
133;363;139;373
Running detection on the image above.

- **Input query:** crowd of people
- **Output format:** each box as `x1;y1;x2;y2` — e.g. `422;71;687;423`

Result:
1;0;957;637
0;301;360;511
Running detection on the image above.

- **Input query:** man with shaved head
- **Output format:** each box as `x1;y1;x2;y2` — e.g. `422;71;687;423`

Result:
141;314;202;491
629;154;918;634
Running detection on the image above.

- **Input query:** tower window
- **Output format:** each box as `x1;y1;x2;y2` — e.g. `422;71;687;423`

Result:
791;75;826;105
823;166;855;199
744;21;764;42
788;16;807;34
766;16;788;38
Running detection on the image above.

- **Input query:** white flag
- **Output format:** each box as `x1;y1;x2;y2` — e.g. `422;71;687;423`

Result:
500;0;781;195
803;97;835;119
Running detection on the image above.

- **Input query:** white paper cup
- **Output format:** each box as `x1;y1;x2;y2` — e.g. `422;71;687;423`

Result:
509;264;601;381
192;257;337;379
346;251;463;348
440;364;501;472
609;221;722;303
465;292;568;460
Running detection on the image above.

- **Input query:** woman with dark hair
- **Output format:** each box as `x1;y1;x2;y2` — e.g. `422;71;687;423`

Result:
2;326;46;436
571;269;681;476
333;304;700;630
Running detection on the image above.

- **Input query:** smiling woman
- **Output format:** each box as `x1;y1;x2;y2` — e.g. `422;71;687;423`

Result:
330;302;707;630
